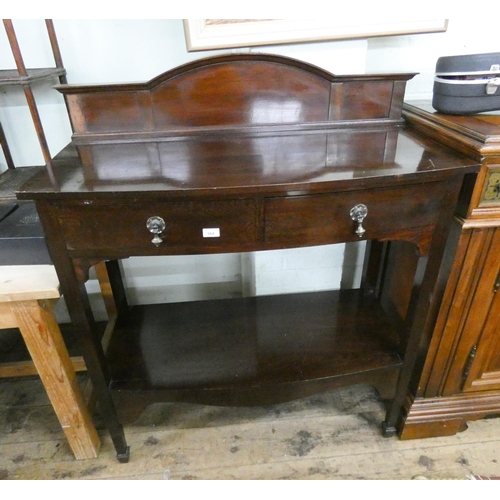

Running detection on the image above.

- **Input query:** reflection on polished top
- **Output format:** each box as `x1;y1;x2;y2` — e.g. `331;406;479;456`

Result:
17;127;478;199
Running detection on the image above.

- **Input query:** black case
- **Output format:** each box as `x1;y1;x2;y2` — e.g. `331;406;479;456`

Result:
0;202;51;265
432;52;500;115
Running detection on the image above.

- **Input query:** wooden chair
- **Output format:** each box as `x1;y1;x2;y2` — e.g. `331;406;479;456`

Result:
0;265;100;459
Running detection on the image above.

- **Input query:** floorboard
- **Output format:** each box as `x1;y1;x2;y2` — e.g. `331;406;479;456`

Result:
1;375;499;480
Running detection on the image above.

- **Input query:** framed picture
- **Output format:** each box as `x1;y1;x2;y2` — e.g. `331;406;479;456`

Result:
183;19;449;52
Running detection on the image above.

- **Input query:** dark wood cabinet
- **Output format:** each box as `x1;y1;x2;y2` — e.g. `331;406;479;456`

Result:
16;55;479;461
398;101;500;438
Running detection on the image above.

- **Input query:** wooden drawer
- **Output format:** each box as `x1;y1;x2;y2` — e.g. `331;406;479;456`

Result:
265;183;444;246
56;199;258;253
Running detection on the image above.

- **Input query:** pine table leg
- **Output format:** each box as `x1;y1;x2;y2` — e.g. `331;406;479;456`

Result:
10;299;100;459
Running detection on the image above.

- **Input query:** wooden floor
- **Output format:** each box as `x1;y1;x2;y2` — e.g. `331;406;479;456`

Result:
1;373;500;481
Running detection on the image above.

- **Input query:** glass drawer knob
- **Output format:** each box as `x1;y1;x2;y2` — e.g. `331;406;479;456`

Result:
146;216;166;246
350;204;368;238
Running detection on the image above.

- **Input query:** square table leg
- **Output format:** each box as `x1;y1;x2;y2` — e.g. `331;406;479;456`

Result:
9;298;100;459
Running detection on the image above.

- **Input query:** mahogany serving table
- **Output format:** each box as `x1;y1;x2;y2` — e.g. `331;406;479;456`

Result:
16;54;479;461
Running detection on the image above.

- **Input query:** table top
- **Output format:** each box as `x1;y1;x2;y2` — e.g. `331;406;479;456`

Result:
0;265;59;302
404;100;500;156
16;126;479;201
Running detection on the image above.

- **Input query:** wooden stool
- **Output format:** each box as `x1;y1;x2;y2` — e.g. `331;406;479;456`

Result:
0;265;100;459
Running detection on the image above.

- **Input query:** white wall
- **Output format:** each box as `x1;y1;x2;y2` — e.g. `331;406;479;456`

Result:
1;18;498;317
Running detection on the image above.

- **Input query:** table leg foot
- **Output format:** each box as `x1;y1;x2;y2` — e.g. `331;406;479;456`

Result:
116;446;130;463
381;421;397;437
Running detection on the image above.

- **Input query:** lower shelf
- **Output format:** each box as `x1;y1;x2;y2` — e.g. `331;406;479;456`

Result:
106;289;402;402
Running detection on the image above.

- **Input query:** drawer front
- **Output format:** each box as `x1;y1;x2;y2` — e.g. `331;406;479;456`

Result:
265;183;444;246
56;199;258;253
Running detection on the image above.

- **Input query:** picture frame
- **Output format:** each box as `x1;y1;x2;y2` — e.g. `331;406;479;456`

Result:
183;19;449;52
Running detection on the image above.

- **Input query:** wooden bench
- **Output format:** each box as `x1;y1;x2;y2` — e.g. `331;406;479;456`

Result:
0;265;100;459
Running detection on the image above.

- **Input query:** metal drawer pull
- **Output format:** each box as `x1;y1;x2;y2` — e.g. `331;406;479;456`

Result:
146;216;166;246
350;204;368;238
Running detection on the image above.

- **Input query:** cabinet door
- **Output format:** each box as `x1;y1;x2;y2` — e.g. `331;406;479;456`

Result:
461;276;500;393
442;226;500;395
